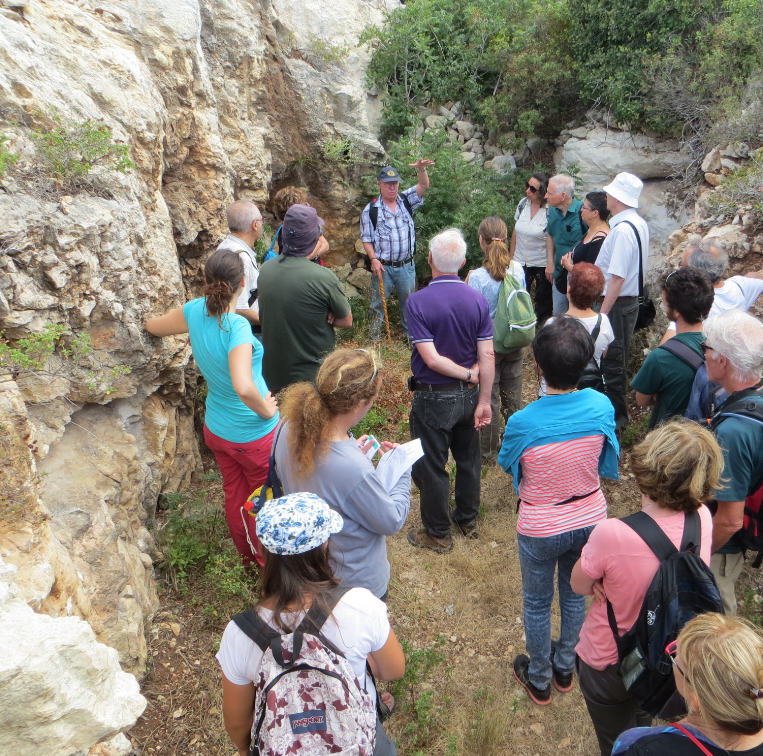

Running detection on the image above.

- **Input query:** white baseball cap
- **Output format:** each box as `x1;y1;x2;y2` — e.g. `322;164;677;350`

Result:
603;172;644;209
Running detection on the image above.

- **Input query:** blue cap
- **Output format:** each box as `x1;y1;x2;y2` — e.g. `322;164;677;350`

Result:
377;166;400;183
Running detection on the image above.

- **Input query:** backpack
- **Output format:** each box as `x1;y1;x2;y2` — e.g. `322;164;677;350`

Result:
569;314;605;393
710;394;763;567
493;265;537;352
684;363;727;423
607;510;723;718
232;586;377;756
647;339;705;430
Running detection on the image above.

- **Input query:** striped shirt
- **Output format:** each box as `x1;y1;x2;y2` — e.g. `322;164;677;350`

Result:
517;434;608;537
359;186;423;263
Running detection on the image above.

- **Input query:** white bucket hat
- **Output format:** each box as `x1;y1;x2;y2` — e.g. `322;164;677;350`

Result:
603;172;644;209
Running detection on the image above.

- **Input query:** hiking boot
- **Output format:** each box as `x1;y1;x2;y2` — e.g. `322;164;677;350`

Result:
549;641;574;692
451;516;479;539
407;528;454;554
513;654;551;706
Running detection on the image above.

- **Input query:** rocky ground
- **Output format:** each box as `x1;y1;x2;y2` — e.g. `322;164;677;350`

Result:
130;332;763;756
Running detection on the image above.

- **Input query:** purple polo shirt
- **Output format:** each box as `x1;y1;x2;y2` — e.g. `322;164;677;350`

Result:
406;275;493;384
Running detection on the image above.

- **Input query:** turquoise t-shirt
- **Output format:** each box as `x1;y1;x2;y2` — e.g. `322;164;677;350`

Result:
547;198;587;280
183;298;279;443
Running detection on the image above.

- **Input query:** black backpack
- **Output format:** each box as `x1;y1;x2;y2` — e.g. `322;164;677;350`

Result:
576;314;606;393
710;393;763;567
607;510;723;717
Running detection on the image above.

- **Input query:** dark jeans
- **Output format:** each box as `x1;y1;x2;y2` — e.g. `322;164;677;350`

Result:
578;658;652;756
524;266;553;323
410;386;480;539
600;296;639;429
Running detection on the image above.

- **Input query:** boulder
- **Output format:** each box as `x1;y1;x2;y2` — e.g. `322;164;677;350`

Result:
455;120;475;140
705;172;726;187
526;137;548;154
0;556;146;756
721;158;741;171
347;267;372;290
461;152;476;163
333;263;352;281
721;142;751;159
490;155;516;175
701;148;722;173
424;114;448;130
484;145;503;158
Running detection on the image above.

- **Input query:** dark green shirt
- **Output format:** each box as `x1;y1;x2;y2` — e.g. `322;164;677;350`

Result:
712;393;763;553
547;198;587;280
630;332;705;426
258;256;351;393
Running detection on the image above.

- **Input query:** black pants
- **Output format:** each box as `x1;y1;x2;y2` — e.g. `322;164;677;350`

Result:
599;296;639;429
578;658;652;756
409;386;480;539
523;266;553;323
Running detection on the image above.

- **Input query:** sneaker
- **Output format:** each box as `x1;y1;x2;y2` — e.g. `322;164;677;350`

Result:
407;528;454;554
451;516;479;539
549;641;574;692
513;654;551;706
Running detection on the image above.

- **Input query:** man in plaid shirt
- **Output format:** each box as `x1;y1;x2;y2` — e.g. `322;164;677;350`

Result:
360;159;434;340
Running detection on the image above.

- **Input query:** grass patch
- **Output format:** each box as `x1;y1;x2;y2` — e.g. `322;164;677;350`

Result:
620;415;650;448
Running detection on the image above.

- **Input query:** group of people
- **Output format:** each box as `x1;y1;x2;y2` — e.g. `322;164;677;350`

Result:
143;159;763;756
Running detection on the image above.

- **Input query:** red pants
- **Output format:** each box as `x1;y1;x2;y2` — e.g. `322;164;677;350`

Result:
203;424;275;567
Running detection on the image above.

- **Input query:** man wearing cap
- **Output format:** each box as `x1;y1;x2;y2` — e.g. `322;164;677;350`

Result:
360;159;435;341
258;205;352;393
595;172;650;428
217;199;264;335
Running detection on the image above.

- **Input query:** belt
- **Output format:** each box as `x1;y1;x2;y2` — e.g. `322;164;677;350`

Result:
379;256;413;268
412;379;477;392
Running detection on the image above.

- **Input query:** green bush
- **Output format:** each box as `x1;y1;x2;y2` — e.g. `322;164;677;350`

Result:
364;128;531;279
0;135;18;178
707;153;763;224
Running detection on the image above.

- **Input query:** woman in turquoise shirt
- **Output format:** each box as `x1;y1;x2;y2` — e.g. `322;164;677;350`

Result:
146;249;278;567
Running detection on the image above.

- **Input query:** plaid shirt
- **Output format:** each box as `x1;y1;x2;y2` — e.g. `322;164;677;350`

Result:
359;186;423;263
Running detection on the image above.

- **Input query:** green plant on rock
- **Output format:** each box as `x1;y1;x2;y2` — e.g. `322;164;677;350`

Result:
323;136;358;166
707;153;763;227
307;35;350;65
32;116;134;188
0;135;18;178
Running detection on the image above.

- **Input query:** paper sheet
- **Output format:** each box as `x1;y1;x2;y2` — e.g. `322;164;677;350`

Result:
375;439;424;492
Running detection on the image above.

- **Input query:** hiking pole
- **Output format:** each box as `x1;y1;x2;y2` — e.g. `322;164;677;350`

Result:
378;274;392;343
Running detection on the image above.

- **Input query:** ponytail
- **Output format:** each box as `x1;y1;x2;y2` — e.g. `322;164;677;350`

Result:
203;249;244;329
280;348;381;478
478;216;511;282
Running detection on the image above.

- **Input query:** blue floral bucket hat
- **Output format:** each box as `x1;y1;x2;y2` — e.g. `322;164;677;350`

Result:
256;492;344;556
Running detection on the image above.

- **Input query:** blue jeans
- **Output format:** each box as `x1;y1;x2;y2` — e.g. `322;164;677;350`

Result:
552;285;569;315
410;386;480;538
517;525;594;689
370;260;416;339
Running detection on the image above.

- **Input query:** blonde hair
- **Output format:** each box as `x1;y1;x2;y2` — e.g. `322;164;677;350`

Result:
280;349;381;478
478;217;511;282
631;420;724;512
679;613;763;735
273;186;308;221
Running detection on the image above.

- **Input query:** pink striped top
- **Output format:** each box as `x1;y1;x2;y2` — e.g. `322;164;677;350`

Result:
517;435;608;537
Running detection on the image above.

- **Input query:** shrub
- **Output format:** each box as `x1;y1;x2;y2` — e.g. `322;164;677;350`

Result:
707;153;763;226
0;135;18;178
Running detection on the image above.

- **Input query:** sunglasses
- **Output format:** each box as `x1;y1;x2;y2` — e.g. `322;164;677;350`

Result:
699;343;715;356
665;640;689;682
525;183;539;193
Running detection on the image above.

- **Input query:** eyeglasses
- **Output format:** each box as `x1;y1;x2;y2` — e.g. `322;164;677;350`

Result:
581;205;593;212
525;183;539;193
700;342;715;356
665;640;690;682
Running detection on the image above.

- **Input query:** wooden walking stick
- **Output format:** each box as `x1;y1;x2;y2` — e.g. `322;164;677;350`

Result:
378;274;392;343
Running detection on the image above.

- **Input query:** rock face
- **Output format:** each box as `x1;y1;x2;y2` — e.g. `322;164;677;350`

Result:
0;0;398;740
0;556;146;756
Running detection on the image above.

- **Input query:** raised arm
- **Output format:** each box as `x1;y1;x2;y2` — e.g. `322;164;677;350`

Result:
145;306;188;337
409;158;435;197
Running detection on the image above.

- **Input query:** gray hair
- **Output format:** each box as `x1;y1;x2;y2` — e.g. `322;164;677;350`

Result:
550;174;575;197
688;241;728;284
704;310;763;383
429;228;466;274
226;200;261;233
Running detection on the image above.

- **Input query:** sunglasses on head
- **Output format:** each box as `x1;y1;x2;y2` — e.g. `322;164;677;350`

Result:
525;182;539;193
665;640;690;681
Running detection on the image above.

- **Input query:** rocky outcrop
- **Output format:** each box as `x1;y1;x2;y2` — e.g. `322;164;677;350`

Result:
0;0;397;732
0;556;146;756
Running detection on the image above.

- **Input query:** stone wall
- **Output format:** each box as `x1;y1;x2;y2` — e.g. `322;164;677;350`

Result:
0;0;396;748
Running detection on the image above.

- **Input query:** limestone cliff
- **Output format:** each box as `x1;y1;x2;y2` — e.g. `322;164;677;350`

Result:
0;0;396;703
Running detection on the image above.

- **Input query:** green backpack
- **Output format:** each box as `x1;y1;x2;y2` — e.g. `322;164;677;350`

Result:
493;268;536;352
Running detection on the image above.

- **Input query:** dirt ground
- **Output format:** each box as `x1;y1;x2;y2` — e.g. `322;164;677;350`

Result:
129;340;763;756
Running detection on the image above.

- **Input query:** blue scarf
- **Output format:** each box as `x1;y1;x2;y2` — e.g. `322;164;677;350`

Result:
498;389;620;493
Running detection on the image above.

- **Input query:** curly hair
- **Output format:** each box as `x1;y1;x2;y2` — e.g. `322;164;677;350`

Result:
478;216;511;282
273;186;308;221
568;262;605;309
631;420;724;512
280;348;381;478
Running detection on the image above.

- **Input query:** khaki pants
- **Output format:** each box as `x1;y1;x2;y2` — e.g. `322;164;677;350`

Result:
711;552;745;616
480;348;524;458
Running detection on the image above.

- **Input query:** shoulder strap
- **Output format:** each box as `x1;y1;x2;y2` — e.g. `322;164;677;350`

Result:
266;225;283;256
673;724;716;756
621;510;679;562
231;609;282;653
658;339;704;372
619;220;644;297
401;193;413;218
590;313;602;343
369;203;378;231
713;384;763;416
680;510;701;553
